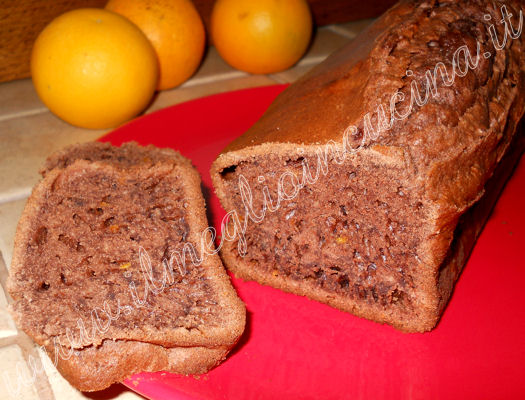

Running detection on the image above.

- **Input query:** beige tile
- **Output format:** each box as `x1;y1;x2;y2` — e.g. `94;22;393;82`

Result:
299;27;351;65
181;27;351;88
0;345;40;400
38;348;144;400
179;27;349;89
0;250;16;339
0;79;47;123
328;19;376;39
148;74;278;113
270;64;316;84
0;283;17;339
268;27;354;84
0;113;105;204
267;28;351;85
182;46;245;87
0;198;27;270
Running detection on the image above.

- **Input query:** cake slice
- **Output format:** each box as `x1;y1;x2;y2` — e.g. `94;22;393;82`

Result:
211;0;525;332
7;142;245;391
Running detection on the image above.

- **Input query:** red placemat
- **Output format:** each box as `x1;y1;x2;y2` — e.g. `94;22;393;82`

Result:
99;85;525;400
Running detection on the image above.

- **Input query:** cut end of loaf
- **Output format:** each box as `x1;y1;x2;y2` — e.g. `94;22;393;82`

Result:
212;147;441;332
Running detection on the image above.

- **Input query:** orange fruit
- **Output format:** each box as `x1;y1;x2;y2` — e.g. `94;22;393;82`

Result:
211;0;312;74
31;8;158;129
106;0;206;90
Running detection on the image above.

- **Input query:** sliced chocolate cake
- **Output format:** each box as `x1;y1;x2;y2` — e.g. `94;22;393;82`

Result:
7;142;245;391
211;0;525;332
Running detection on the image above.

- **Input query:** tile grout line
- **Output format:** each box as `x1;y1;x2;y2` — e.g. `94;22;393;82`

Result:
181;54;324;88
0;254;12;304
0;190;31;206
17;333;55;400
0;108;49;123
0;252;55;400
0;335;18;348
268;74;288;84
179;70;248;88
268;56;327;84
325;25;359;40
297;55;328;67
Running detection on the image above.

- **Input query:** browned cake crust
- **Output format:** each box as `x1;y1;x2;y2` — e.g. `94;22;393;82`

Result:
52;340;229;392
211;0;525;332
8;142;245;391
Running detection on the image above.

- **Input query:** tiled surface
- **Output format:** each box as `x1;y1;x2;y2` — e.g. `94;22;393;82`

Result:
0;19;370;400
148;74;276;113
0;79;47;122
327;18;376;38
0;198;27;270
271;64;317;84
0;285;17;339
298;26;352;65
182;46;246;87
270;27;352;84
0;345;40;400
0;114;104;203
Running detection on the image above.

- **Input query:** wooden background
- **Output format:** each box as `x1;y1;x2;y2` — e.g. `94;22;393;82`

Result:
0;0;397;83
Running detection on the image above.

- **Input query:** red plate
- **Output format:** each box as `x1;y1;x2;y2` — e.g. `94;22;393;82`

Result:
99;85;525;400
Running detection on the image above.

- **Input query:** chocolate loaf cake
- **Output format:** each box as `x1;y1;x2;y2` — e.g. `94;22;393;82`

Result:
211;0;525;332
7;142;245;391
